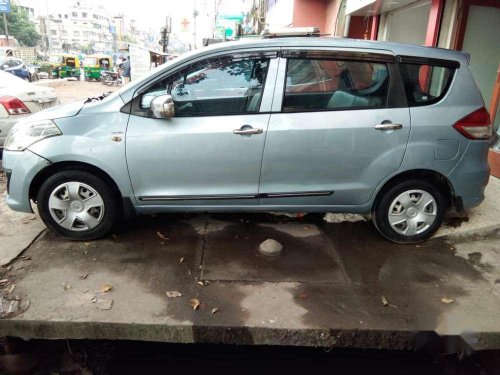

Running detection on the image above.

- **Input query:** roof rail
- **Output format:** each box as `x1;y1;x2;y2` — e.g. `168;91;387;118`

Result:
261;27;321;38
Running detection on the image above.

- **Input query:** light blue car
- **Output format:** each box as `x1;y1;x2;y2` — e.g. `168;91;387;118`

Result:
2;38;493;243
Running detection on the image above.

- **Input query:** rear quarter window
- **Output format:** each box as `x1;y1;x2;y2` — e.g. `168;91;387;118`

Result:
399;62;456;106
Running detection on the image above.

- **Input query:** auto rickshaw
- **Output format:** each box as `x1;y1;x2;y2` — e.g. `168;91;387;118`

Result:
83;54;112;81
48;54;81;79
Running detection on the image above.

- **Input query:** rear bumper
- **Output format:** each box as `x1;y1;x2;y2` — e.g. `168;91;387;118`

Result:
447;141;490;210
2;149;51;213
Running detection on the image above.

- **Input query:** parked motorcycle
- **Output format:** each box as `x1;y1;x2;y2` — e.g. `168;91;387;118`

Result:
101;70;122;86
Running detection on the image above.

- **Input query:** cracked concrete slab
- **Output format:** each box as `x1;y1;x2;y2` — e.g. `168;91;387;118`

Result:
202;222;347;283
0;191;45;266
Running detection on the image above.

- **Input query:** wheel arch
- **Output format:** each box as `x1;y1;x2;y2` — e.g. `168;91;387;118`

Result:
29;161;131;216
373;169;457;212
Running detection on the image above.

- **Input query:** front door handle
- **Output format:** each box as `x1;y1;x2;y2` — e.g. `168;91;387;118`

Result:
374;123;403;131
233;126;263;135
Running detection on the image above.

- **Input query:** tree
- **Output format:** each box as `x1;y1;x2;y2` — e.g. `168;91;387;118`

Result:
1;4;41;47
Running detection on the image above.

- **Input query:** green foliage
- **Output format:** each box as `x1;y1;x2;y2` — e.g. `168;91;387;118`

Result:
2;4;41;47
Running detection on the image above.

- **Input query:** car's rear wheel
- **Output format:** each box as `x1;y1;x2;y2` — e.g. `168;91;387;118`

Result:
372;179;446;243
37;170;117;240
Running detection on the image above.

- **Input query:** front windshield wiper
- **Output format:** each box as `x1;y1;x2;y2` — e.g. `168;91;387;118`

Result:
84;91;113;103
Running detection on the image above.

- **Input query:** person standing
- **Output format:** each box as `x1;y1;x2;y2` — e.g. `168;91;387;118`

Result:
121;56;131;84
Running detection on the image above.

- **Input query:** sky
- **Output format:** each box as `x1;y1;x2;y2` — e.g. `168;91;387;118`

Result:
36;0;253;31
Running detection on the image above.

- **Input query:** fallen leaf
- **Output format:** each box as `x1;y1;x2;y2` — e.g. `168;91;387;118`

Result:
298;293;308;299
100;285;112;293
197;281;204;286
63;282;71;291
441;297;454;304
19;256;31;261
381;296;396;308
0;279;9;285
179;257;184;263
190;298;200;310
111;234;119;241
5;284;15;295
156;231;169;241
166;291;182;298
211;308;219;315
80;273;89;280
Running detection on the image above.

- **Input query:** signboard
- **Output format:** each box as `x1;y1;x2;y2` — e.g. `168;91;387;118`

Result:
180;18;190;32
0;0;11;13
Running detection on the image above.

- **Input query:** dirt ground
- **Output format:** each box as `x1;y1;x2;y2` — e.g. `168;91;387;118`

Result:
45;80;120;104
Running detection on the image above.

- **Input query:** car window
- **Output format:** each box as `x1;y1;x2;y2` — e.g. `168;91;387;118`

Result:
399;63;454;106
140;56;270;116
283;58;389;112
2;59;14;68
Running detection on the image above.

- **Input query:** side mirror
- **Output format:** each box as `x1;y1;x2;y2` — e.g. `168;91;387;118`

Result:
150;94;175;119
3;65;8;69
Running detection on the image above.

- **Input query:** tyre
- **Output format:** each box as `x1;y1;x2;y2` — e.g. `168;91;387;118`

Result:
37;170;118;240
372;179;446;244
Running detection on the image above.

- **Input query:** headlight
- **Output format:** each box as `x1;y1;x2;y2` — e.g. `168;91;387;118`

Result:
4;119;62;151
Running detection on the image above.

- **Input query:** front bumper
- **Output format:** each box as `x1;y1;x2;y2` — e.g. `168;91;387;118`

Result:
2;149;51;213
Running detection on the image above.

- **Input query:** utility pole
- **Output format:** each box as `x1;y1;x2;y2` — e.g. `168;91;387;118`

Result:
160;16;171;53
193;0;198;49
2;13;8;45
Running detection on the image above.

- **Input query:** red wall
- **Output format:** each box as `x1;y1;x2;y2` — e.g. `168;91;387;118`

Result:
293;0;328;33
348;16;373;39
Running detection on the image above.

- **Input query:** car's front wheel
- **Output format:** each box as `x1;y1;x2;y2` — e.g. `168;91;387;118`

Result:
372;179;446;243
37;170;118;240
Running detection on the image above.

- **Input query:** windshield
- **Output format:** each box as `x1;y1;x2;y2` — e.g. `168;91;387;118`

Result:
49;55;64;64
84;57;97;66
0;70;29;88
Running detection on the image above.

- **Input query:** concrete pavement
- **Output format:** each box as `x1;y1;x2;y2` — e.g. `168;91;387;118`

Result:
0;212;499;351
0;174;500;352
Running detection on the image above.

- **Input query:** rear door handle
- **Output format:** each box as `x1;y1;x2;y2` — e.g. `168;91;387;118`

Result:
233;127;263;135
374;123;403;130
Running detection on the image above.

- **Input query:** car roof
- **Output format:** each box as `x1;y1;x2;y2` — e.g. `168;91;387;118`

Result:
203;37;466;62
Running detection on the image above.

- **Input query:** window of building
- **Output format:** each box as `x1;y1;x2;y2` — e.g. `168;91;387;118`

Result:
283;58;389;112
73;31;80;36
82;12;87;18
72;12;77;17
51;30;57;35
140;57;270;116
399;63;455;106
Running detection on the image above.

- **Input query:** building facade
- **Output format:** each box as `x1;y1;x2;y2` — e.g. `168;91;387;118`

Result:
264;0;499;133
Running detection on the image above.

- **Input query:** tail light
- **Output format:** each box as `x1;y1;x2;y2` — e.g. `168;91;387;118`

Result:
453;107;492;140
0;95;31;115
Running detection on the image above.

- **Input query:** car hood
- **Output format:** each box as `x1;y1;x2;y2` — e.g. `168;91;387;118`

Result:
24;100;85;122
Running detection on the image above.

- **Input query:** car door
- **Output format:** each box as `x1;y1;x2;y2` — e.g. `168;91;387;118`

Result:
259;49;411;208
126;51;278;207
